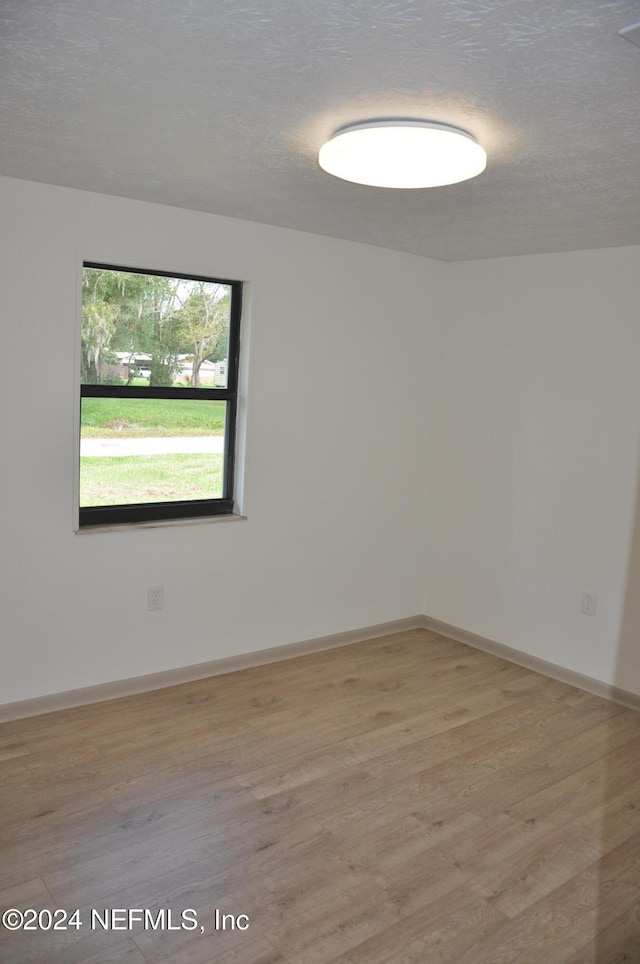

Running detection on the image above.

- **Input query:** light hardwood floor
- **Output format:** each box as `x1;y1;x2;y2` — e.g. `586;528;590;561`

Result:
1;629;640;963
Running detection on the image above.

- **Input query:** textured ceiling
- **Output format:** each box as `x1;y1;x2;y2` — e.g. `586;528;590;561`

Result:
1;0;639;261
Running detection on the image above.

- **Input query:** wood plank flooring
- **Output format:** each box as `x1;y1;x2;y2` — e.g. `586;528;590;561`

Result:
1;628;639;963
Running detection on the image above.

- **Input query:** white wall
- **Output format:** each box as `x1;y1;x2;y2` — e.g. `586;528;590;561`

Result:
425;247;640;693
0;176;442;705
3;175;639;707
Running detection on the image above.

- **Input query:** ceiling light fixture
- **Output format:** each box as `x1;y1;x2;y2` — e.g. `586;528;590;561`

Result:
318;120;487;189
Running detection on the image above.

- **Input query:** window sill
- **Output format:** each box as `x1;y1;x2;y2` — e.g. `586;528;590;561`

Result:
75;512;247;534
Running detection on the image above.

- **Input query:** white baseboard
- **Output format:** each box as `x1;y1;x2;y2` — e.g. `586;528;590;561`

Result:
3;613;639;723
0;616;424;723
421;615;640;713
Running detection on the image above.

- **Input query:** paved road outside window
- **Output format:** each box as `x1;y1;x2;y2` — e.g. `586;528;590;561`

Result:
81;437;225;456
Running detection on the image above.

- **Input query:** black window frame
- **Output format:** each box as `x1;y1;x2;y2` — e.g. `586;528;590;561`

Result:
79;262;242;528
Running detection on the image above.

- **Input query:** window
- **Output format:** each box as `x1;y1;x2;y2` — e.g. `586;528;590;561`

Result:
79;262;242;527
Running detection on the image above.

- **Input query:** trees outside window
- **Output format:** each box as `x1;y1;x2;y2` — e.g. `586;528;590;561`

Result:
79;263;242;527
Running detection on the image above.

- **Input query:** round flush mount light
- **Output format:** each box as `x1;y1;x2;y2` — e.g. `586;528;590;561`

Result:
318;120;487;189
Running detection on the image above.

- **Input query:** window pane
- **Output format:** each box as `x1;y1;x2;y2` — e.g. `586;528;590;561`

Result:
80;398;225;507
82;267;232;389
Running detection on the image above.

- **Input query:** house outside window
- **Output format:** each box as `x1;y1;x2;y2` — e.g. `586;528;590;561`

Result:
79;262;242;527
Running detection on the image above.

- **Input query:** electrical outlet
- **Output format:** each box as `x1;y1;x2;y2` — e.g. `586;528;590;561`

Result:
581;592;597;617
147;585;164;611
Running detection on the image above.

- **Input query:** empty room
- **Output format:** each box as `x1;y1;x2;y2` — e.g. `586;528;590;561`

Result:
1;2;640;962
